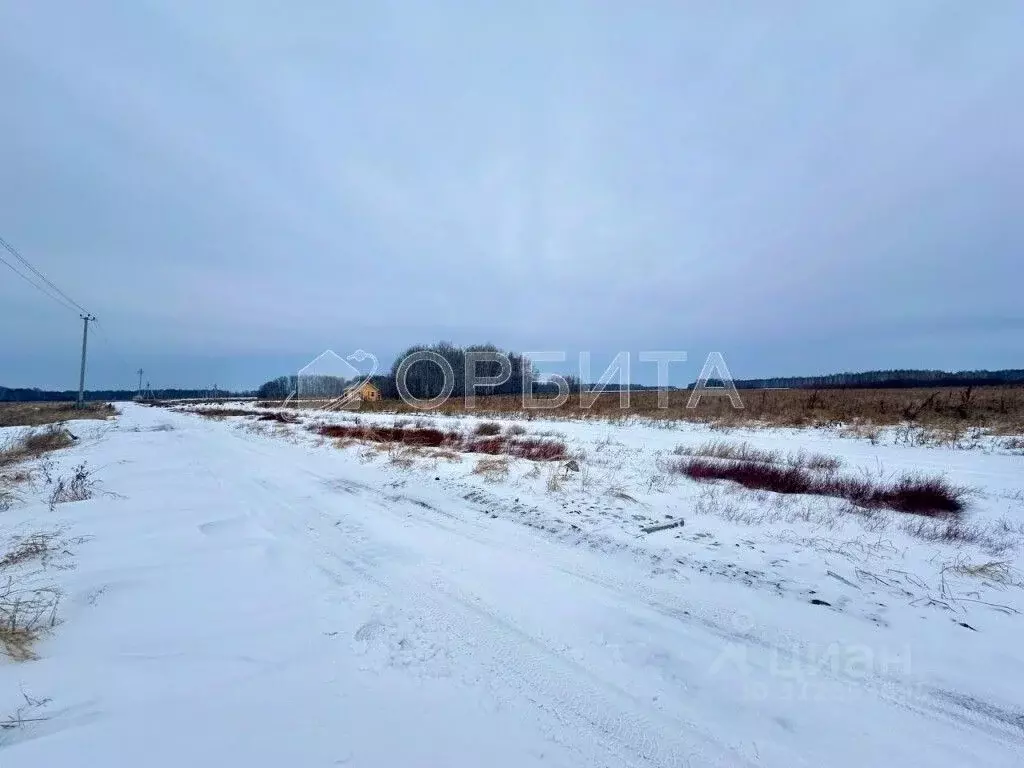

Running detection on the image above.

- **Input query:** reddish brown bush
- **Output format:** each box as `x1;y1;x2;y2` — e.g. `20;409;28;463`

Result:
467;436;506;454
507;438;568;461
315;423;459;448
257;412;299;423
874;475;966;516
314;422;567;461
675;458;964;516
184;408;254;419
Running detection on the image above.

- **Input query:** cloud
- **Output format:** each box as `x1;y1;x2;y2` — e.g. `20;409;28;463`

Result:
1;1;1021;388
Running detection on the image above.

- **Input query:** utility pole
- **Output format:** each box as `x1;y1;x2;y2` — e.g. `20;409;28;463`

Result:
137;368;144;399
77;314;96;408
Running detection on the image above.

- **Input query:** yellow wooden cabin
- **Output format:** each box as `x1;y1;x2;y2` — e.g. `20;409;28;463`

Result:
345;381;381;402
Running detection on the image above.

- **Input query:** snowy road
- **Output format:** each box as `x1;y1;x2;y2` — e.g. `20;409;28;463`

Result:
2;404;1023;766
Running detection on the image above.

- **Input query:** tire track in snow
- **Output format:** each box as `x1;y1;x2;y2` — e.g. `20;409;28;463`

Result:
193;416;1024;760
200;438;753;768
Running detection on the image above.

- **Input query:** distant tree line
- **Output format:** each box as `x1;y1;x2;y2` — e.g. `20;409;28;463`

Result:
8;363;1023;404
0;386;254;402
717;369;1024;390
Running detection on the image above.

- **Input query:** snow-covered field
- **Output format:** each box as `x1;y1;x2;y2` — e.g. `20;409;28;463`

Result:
2;402;1023;767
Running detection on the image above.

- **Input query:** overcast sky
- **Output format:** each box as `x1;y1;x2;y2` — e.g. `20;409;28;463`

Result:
2;1;1022;390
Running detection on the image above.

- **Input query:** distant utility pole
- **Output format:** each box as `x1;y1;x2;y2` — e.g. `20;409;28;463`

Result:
77;314;96;408
137;368;144;398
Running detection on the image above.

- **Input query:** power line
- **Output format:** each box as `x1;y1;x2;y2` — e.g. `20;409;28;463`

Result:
0;249;82;314
0;234;92;316
1;233;99;409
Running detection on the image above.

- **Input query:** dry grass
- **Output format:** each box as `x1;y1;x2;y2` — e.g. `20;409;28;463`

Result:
673;440;843;472
472;457;510;481
0;579;61;661
48;463;95;509
0;425;75;469
0;533;64;661
1;689;52;731
473;421;502;436
384;444;423;468
901;518;1024;555
0;470;31;512
0;428;70;511
432;448;462;462
546;468;563;492
0;533;59;570
284;385;1024;433
944;557;1014;583
0;401;115;428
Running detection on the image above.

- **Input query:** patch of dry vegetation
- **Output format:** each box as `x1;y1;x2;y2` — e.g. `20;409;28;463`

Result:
314;422;567;461
1;427;77;511
1;689;52;732
0;533;64;661
47;463;96;509
0;533;59;570
0;469;31;513
674;456;966;516
943;557;1015;583
256;411;300;424
179;407;256;419
0;425;75;469
0;579;62;661
275;385;1024;434
0;401;115;428
472;457;510;482
673;440;843;472
901;517;1024;555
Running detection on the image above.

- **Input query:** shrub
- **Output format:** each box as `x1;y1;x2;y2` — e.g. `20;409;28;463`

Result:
467;437;506;454
316;424;459;448
0;425;74;468
257;411;299;424
0;579;61;661
316;422;567;462
186;408;254;419
48;463;96;509
473;421;502;436
507;438;568;461
674;457;965;516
